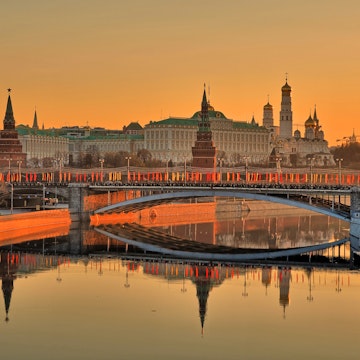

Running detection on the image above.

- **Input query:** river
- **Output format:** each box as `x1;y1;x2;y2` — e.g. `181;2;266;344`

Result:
0;200;359;360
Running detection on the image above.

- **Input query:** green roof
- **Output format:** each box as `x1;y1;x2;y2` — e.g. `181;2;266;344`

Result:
147;117;199;127
66;134;143;140
16;124;58;137
125;122;143;130
191;110;227;119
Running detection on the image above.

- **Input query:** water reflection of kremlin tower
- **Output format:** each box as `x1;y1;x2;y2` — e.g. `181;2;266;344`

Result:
278;268;292;318
142;261;223;334
0;252;17;322
192;265;220;335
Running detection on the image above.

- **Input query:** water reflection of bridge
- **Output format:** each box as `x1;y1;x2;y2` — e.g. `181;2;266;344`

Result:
95;222;349;261
0;253;355;332
89;185;360;252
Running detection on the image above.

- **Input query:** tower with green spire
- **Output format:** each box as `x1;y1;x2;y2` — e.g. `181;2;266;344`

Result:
191;85;216;169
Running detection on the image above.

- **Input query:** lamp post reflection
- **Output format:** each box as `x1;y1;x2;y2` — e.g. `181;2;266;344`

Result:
98;258;103;276
56;258;62;282
242;267;249;297
181;268;187;293
306;268;314;302
124;266;130;288
335;271;342;293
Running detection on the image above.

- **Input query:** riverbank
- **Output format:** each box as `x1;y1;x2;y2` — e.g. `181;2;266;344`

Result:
0;209;71;244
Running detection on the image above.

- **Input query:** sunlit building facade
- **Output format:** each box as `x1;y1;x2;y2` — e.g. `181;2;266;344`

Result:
145;91;271;165
264;80;335;167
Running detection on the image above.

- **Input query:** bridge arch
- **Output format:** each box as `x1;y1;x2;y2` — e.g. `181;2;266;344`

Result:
94;189;350;222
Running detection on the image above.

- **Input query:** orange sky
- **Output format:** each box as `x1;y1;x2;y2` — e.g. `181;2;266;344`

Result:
1;0;359;146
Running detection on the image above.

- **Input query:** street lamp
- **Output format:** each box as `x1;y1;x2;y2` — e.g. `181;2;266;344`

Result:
5;182;13;214
275;157;282;183
166;158;170;182
17;160;22;183
99;158;104;182
336;158;343;185
125;156;131;182
243;156;250;184
218;158;223;184
57;158;62;182
8;158;12;182
308;156;315;185
184;158;187;185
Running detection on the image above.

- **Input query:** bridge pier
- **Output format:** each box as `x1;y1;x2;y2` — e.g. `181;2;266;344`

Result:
350;187;360;251
68;183;90;223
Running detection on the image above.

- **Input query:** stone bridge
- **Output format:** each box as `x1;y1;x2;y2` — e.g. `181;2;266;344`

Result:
9;182;360;252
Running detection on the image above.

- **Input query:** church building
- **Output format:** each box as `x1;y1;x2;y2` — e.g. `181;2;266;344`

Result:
263;79;334;167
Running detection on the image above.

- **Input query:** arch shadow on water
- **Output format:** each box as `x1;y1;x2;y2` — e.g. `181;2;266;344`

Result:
94;224;350;262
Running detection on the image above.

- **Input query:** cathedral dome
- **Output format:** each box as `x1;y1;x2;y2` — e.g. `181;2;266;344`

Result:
305;115;315;127
294;129;301;139
281;82;291;91
263;102;272;110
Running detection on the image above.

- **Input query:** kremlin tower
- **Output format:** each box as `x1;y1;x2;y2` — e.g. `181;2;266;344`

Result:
0;90;26;168
191;86;217;169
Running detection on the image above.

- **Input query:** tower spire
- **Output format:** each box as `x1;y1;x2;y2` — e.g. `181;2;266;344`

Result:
32;108;39;131
3;89;15;131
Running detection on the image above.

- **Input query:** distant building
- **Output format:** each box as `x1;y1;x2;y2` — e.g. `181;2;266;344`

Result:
10;80;335;169
145;90;271;165
123;122;144;136
266;79;334;167
17;110;69;166
0;90;26;168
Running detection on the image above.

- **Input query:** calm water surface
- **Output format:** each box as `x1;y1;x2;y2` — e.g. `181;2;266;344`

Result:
0;206;359;360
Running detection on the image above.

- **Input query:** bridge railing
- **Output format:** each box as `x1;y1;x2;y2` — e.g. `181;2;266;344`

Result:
1;169;360;187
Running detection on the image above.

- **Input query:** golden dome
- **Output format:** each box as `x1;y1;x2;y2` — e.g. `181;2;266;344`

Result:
281;82;291;91
305;115;315;127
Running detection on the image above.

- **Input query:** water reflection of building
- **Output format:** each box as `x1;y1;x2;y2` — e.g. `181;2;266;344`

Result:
0;253;17;322
262;266;272;295
142;262;223;334
0;252;69;321
278;268;291;318
156;207;348;251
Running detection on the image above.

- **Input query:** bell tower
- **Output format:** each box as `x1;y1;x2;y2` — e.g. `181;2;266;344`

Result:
279;75;293;138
